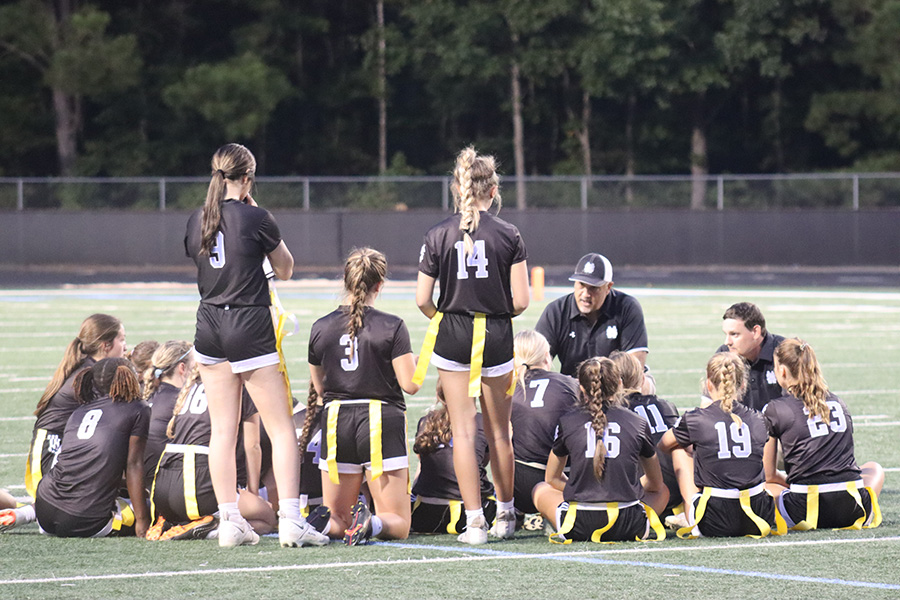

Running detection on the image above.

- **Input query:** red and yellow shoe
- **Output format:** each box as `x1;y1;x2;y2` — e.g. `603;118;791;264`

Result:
159;515;218;541
0;509;17;533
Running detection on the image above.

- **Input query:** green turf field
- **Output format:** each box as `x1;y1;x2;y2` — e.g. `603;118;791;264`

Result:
1;281;899;599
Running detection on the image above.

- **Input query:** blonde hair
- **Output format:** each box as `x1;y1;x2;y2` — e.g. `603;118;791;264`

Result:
513;329;551;389
167;364;202;439
775;338;830;423
413;380;452;455
73;358;141;405
201;143;256;256
142;340;192;401
35;314;123;416
706;353;749;424
342;248;387;358
576;357;623;481
452;146;500;256
609;351;643;395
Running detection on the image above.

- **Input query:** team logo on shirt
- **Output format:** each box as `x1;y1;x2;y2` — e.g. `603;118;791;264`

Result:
569;331;576;339
606;325;618;339
766;370;777;385
584;261;595;274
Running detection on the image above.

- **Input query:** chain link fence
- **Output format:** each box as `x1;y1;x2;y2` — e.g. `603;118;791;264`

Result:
1;173;899;211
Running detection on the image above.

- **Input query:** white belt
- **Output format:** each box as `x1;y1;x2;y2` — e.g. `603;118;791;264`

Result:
704;481;766;499
790;479;863;494
324;399;385;407
568;499;641;511
164;443;210;454
515;459;547;471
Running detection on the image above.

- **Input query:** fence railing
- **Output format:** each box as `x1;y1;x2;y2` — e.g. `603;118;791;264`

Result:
2;173;899;211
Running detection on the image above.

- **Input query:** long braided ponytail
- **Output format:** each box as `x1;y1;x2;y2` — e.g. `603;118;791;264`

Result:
706;352;749;425
452;146;500;257
576;357;623;481
342;248;388;358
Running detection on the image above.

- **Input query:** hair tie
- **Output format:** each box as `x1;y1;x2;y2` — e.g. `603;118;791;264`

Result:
799;343;808;352
153;366;164;379
215;169;226;178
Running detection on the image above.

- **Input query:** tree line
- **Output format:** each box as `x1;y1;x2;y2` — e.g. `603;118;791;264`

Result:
1;0;897;207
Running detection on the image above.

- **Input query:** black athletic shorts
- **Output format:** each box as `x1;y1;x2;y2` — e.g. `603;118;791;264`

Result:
514;461;546;515
319;401;408;475
34;494;133;538
432;312;514;373
152;458;217;525
193;303;279;373
778;485;874;530
691;492;775;537
410;496;497;535
555;501;650;542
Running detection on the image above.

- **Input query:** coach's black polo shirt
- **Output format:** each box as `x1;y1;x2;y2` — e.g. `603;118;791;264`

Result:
535;289;649;377
717;332;785;412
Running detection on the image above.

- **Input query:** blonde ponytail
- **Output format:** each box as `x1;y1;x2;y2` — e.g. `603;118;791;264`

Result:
452;146;500;256
706;353;749;425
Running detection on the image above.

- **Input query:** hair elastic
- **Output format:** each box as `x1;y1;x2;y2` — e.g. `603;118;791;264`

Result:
799;343;808;352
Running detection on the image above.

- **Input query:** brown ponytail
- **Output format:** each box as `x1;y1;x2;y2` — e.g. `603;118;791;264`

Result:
200;143;256;256
298;382;324;451
775;338;830;423
609;351;643;395
341;247;387;356
576;357;623;481
142;340;192;401
413;380;453;455
35;314;123;416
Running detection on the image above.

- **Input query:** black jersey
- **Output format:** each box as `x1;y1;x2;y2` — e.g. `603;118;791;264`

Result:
184;200;282;307
144;382;180;485
510;369;579;465
308;306;412;409
763;393;861;485
418;211;527;315
716;332;785;412
160;382;258;487
624;393;680;446
412;413;493;500
293;407;323;499
536;290;648;377
552;405;655;504
37;396;150;519
33;357;96;434
673;402;767;490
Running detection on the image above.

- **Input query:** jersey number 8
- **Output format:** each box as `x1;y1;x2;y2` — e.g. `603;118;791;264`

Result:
76;409;103;440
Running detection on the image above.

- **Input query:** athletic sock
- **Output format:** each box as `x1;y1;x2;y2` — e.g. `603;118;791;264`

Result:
370;515;383;537
465;508;484;524
496;499;515;513
279;498;302;521
218;502;240;521
15;504;36;524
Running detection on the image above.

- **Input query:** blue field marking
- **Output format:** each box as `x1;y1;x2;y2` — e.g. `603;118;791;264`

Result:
377;541;900;590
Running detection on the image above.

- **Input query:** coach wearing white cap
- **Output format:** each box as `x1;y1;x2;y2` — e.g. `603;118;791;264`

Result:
535;253;651;382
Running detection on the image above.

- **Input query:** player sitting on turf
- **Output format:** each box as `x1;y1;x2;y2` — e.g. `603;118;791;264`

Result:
2;358;150;538
147;365;276;540
763;338;884;533
532;357;668;543
658;353;775;538
410;380;496;535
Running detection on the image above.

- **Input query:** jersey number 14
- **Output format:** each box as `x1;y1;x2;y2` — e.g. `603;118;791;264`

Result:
454;240;489;279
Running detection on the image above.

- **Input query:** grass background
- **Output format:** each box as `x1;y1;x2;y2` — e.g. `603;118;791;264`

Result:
1;281;899;599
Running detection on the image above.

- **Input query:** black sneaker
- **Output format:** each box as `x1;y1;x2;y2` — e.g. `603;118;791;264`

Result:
343;501;373;546
307;505;331;535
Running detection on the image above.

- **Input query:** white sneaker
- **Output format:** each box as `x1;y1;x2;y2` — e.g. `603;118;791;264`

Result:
457;514;488;545
279;513;329;547
217;517;259;547
664;512;690;530
490;509;516;539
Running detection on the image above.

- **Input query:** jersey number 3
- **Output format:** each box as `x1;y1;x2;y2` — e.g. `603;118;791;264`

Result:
454;240;489;279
